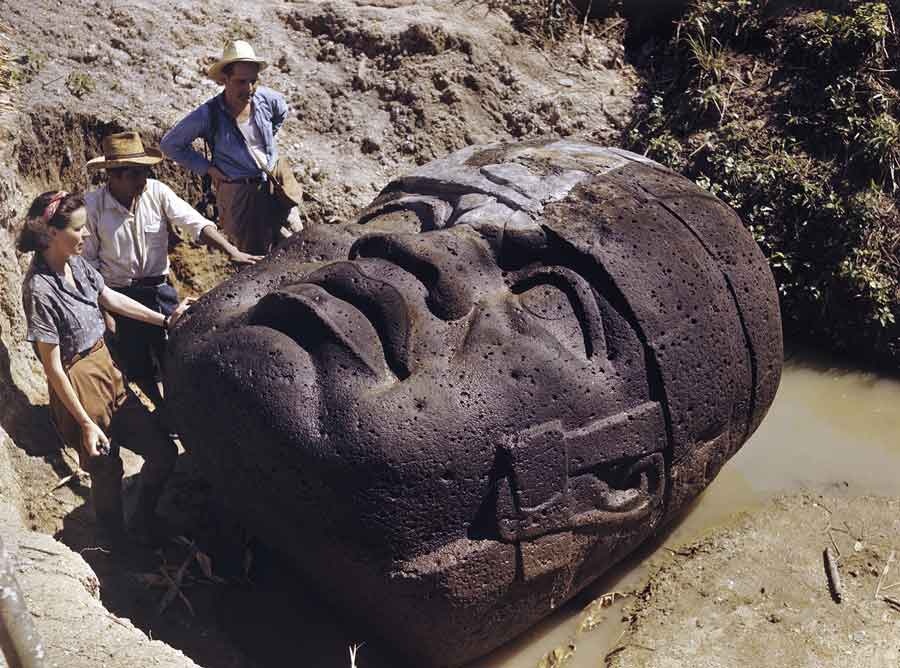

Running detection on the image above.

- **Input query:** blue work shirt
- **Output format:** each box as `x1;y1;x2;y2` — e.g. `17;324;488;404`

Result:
160;86;288;181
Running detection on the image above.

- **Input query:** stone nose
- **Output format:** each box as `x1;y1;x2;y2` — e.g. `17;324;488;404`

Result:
349;229;503;321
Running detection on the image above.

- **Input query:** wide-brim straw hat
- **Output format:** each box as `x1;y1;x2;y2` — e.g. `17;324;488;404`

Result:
86;131;164;171
207;40;268;84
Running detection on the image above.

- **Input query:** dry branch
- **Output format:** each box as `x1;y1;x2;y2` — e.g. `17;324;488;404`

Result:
348;642;364;668
883;595;900;612
50;474;74;492
827;529;841;558
824;547;842;603
157;544;198;616
874;550;895;600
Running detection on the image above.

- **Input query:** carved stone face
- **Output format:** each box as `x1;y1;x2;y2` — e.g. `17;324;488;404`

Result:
166;140;782;666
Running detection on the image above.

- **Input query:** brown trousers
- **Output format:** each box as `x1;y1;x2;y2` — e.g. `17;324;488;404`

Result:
217;157;303;255
48;340;176;529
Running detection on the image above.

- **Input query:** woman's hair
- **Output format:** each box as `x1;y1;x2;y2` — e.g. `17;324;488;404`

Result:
17;191;86;253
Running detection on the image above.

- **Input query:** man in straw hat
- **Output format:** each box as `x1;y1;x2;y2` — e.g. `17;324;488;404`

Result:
84;130;261;405
161;40;305;255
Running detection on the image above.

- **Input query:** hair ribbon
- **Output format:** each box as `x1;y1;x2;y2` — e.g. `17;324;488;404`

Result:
40;191;69;224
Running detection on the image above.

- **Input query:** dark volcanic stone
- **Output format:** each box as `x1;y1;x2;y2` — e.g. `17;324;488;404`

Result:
165;140;782;666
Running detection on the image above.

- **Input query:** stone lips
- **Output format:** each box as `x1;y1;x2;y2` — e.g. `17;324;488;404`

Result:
165;140;782;666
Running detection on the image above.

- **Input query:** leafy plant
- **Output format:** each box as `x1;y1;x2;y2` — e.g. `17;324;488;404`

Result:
684;0;771;48
626;0;900;366
787;2;890;68
858;112;900;190
66;71;95;98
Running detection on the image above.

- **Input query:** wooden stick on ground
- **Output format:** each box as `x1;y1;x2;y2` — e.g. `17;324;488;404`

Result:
157;544;198;616
824;547;842;603
883;595;900;611
47;474;76;494
875;550;895;600
349;643;364;668
580;0;593;41
827;529;841;558
159;568;195;617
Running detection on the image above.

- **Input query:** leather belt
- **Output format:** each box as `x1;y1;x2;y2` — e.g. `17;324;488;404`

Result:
126;275;167;288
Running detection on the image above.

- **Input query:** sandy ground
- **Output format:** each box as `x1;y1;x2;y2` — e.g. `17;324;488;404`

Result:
604;494;900;668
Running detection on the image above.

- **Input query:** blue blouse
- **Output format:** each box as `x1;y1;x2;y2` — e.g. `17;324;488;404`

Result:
23;255;106;366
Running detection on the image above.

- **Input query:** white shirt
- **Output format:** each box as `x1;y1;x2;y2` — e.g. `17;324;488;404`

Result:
237;117;269;170
83;179;211;288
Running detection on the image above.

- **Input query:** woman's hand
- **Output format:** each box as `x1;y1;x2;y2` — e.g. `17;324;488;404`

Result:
166;297;197;330
81;420;110;459
37;342;108;459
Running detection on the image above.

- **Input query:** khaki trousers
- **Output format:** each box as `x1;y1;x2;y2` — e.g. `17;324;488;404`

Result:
217;157;303;255
48;340;176;529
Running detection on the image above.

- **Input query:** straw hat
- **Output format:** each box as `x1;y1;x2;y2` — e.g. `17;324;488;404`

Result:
207;40;268;84
86;131;164;171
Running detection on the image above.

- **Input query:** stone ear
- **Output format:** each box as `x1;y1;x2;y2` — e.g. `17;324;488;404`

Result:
496;421;568;542
494;403;669;542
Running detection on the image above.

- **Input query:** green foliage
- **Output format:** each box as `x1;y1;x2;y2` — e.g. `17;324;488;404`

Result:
66;71;95;98
859;112;900;190
838;187;900;328
646;133;688;171
682;0;772;49
788;2;890;67
627;0;900;365
2;49;46;87
684;30;728;85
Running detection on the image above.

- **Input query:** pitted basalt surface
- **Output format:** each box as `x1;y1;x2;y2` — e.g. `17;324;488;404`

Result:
166;139;783;666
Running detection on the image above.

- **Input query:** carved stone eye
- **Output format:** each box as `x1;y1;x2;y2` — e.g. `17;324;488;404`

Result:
517;281;588;357
519;282;574;320
357;195;452;233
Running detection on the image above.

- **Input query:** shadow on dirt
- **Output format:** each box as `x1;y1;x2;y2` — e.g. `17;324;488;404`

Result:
0;337;61;457
55;451;404;668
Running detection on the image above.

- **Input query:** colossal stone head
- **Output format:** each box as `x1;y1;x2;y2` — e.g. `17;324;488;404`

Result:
166;140;782;666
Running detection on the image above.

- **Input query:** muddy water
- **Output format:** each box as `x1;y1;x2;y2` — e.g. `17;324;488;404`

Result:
470;355;900;667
